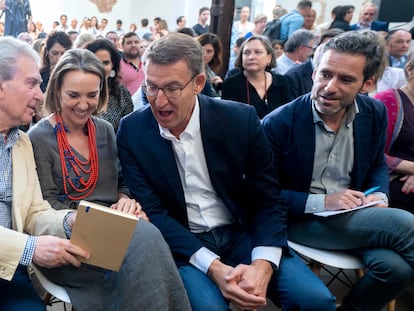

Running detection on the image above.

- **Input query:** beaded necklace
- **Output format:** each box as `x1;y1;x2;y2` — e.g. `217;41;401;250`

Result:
54;114;99;200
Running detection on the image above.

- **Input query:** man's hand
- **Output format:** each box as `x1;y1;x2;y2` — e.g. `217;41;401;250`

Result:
325;189;387;210
400;174;414;194
207;259;267;310
32;236;89;268
228;259;273;300
325;189;365;210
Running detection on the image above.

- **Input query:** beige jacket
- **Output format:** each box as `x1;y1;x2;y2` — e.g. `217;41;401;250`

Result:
0;131;69;281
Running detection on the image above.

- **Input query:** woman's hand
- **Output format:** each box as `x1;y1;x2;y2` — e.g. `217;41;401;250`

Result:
400;174;414;194
111;197;149;221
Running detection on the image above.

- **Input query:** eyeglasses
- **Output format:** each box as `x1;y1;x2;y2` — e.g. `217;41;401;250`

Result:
303;45;314;50
142;74;197;99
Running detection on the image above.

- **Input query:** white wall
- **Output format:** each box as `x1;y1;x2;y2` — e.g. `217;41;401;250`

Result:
7;0;412;34
27;0;210;33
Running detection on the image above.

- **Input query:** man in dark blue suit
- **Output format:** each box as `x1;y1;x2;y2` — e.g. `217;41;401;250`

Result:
350;3;388;32
285;28;344;99
117;33;335;311
263;31;414;310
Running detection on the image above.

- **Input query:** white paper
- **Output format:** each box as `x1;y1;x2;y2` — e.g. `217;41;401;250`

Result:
313;200;383;217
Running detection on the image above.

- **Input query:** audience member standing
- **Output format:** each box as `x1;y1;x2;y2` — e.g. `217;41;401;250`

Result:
350;3;388;33
1;0;32;37
386;29;412;69
120;32;144;95
137;18;151;38
192;7;210;36
98;18;108;36
234;6;254;38
316;5;341;34
279;0;312;43
263;5;287;41
69;18;78;32
57;14;69;32
244;13;267;39
114;19;125;37
176;16;187;31
328;5;354;32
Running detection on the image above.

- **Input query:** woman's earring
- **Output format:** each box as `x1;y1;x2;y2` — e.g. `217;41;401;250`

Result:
109;70;116;78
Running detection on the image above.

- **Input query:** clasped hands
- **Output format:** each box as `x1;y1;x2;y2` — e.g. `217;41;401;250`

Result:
325;189;388;211
208;258;273;310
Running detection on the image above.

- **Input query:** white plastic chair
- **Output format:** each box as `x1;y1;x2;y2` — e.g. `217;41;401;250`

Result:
288;240;396;311
31;265;71;305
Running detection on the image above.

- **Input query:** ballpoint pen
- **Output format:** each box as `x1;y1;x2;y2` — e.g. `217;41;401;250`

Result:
363;185;381;196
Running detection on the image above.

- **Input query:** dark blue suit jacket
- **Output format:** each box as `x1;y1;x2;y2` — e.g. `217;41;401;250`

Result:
117;94;288;265
284;59;314;99
262;93;389;217
350;20;389;32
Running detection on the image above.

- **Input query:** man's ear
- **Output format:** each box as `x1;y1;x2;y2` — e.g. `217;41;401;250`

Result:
360;76;376;94
193;73;207;94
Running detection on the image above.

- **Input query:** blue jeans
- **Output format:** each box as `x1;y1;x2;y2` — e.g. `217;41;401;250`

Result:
179;224;336;311
288;207;414;311
0;265;45;311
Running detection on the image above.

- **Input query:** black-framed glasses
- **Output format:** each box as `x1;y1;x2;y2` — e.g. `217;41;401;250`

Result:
142;74;197;99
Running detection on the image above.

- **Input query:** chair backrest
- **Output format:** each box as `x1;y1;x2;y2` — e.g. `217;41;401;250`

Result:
31;265;71;303
288;240;364;270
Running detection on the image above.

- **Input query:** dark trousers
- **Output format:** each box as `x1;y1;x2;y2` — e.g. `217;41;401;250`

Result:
0;265;45;311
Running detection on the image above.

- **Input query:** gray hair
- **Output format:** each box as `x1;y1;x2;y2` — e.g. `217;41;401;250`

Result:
317;31;384;82
143;32;204;76
284;29;314;53
0;37;40;83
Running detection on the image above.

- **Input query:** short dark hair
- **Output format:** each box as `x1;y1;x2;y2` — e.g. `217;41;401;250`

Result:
199;7;210;15
176;16;185;25
319;28;344;44
141;18;149;27
297;1;312;10
176;27;195;37
319;30;384;82
122;32;139;45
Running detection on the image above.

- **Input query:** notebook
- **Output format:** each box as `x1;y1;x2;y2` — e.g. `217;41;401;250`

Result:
70;200;139;271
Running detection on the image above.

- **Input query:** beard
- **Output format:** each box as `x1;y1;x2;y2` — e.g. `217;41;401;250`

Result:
124;50;139;60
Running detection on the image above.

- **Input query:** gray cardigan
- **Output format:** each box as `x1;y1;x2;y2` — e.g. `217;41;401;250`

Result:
28;116;129;210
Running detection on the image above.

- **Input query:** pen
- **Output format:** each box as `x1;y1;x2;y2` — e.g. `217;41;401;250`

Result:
363;186;381;196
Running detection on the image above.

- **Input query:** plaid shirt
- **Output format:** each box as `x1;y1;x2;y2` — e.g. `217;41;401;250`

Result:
1;128;36;266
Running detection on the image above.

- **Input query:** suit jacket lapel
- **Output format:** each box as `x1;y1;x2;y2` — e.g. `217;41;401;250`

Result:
198;97;227;192
293;98;315;185
148;117;186;209
12;137;26;231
